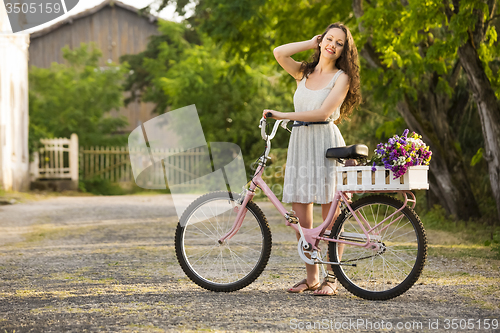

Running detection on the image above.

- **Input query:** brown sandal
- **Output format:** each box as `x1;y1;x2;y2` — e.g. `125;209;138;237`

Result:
313;275;338;296
287;279;320;293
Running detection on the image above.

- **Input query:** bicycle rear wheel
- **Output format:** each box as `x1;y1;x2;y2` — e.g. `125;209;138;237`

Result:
175;191;272;292
329;195;427;300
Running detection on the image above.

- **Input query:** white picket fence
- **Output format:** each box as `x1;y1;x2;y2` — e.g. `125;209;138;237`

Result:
80;146;205;188
30;134;79;182
80;146;133;182
30;134;205;189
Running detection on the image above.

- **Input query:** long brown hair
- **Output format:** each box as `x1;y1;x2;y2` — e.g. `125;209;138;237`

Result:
299;23;361;123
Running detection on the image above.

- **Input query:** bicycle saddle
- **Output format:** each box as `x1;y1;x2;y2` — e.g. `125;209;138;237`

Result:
326;144;369;159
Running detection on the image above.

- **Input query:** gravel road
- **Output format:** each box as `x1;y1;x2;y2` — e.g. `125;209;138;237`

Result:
0;194;499;332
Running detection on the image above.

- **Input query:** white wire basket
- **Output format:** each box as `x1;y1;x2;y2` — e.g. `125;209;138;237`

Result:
336;165;429;191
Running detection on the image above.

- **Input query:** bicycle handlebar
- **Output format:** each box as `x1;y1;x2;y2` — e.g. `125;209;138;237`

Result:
259;113;291;141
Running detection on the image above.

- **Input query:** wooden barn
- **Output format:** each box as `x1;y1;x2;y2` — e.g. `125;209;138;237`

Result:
29;0;161;133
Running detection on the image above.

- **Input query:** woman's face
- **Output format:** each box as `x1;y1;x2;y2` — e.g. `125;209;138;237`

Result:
320;27;346;62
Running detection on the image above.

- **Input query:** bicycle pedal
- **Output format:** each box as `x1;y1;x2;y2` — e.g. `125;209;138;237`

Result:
285;211;299;224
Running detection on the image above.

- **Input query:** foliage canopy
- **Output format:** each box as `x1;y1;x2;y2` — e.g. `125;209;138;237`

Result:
29;43;129;152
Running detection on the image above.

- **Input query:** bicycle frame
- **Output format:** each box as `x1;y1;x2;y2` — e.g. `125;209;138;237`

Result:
218;117;417;255
218;159;417;251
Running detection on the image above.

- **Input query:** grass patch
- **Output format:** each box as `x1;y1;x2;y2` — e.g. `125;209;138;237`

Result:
421;205;497;243
0;190;66;203
19;223;100;244
421;269;500;286
420;205;500;259
427;244;498;260
126;324;165;332
47;271;117;285
9;284;180;301
15;219;176;247
79;178;171;196
458;284;500;310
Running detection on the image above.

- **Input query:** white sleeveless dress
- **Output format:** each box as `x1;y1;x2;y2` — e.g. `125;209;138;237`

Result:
282;70;346;204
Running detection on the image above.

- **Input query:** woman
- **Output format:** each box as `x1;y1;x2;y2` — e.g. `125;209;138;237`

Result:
263;22;361;296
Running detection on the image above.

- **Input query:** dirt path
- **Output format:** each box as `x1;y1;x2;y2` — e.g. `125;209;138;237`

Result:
0;194;499;332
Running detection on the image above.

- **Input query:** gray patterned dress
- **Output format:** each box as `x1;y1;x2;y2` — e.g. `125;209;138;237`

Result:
282;70;346;204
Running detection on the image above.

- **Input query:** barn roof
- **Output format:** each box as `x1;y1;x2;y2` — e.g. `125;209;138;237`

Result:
30;0;159;39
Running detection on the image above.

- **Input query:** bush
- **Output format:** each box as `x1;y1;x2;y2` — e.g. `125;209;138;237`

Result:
485;229;500;258
420;205;456;231
79;178;171;196
79;178;126;195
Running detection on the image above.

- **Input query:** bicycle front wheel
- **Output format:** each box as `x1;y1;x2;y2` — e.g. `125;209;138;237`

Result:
175;191;272;292
329;195;427;300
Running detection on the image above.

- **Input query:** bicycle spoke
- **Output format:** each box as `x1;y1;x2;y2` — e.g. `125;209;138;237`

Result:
384;218;411;241
384;228;417;242
330;196;427;300
191;210;220;239
177;193;271;288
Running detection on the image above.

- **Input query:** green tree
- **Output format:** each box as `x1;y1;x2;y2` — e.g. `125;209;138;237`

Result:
445;0;500;224
152;0;500;221
121;20;292;169
353;0;500;222
351;0;483;220
29;43;129;152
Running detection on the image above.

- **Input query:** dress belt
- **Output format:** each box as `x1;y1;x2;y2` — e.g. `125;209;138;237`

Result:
292;120;332;127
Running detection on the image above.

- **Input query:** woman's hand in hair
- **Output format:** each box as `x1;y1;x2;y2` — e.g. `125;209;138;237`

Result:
310;34;322;49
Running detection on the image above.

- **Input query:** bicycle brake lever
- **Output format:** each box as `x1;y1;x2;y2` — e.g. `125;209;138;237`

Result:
280;120;292;133
259;117;266;128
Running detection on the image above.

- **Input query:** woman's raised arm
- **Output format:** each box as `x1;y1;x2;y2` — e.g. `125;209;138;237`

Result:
264;73;349;122
273;35;321;81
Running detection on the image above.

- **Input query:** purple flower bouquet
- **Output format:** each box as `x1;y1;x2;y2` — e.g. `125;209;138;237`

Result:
371;129;432;179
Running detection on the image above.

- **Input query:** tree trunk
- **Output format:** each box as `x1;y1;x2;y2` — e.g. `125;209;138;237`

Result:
458;39;500;223
396;100;481;219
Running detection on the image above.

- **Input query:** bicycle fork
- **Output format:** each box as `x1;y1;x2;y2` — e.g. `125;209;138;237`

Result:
217;189;255;244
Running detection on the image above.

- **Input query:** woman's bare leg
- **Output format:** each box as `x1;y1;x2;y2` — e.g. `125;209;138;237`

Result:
287;202;320;292
313;201;343;295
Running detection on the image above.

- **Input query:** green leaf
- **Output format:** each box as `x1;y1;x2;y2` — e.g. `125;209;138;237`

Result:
470;148;484;166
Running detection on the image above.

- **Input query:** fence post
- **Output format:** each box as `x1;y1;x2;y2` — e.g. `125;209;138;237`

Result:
29;151;39;182
70;134;79;185
79;147;83;179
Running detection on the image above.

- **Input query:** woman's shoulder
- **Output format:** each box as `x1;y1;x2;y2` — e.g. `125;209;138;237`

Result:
335;70;349;83
327;70;348;89
337;71;349;82
336;69;347;78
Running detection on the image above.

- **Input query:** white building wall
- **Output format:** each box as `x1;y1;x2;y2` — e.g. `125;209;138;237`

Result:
0;3;30;191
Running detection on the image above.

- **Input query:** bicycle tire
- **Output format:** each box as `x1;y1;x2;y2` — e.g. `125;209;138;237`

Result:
175;191;272;292
329;195;427;300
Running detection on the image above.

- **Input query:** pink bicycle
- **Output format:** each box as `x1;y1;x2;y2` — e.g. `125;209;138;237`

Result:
175;115;428;300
